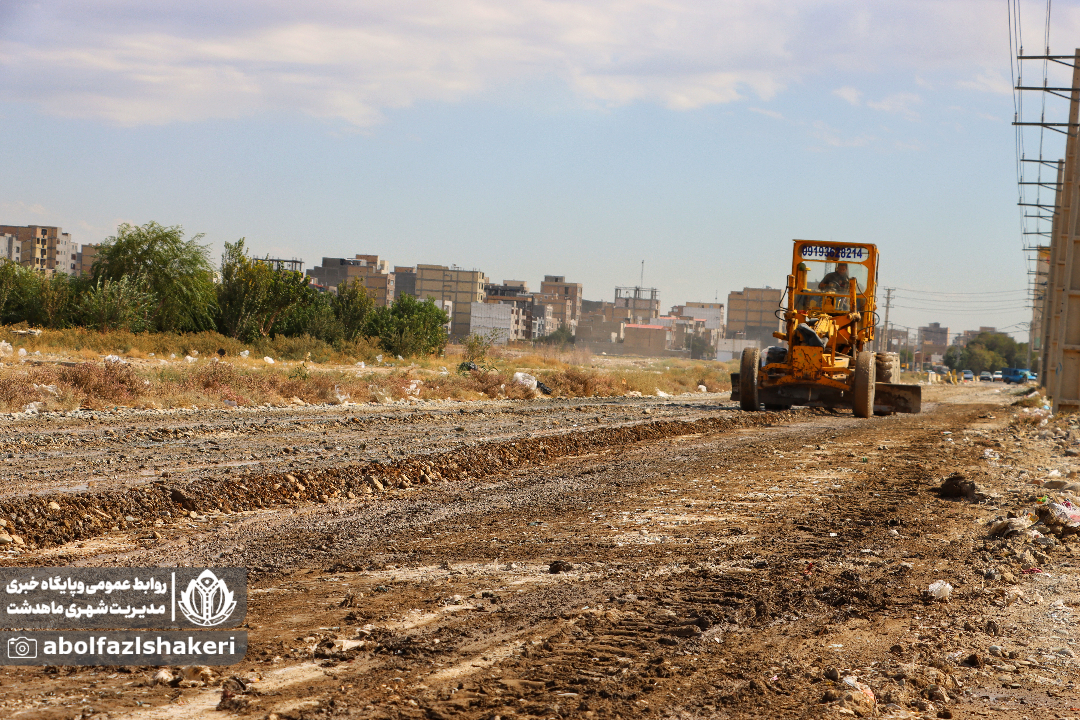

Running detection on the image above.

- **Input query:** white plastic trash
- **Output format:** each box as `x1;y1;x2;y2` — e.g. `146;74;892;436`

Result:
264;356;275;364
513;372;538;390
928;580;953;601
0;341;13;357
185;355;198;363
239;350;250;358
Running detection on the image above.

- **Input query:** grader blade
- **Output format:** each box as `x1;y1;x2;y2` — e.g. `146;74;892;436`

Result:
873;383;921;414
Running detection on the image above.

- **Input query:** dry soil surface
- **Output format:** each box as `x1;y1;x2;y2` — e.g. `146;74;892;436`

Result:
0;384;1078;720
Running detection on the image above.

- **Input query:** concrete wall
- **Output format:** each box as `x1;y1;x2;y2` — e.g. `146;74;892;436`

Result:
623;324;669;356
469;301;523;344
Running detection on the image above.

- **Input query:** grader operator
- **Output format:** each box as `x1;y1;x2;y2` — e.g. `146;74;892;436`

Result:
730;240;920;417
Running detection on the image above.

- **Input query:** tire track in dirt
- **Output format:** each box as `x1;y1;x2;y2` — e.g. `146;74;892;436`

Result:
0;408;810;552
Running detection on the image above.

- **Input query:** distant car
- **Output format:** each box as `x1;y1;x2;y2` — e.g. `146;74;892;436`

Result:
962;370;974;382
1002;368;1032;384
992;371;1002;382
979;371;993;382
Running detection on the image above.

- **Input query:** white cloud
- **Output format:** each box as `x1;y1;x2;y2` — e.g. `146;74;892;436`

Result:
0;200;50;220
811;121;872;148
834;86;862;106
866;92;922;120
749;107;784;120
959;70;1014;96
0;0;1055;127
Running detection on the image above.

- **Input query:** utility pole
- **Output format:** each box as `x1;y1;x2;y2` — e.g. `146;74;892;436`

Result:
881;288;892;356
640;260;644;289
1020;48;1080;410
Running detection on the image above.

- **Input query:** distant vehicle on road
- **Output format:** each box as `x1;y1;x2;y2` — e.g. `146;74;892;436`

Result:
992;371;1002;382
1001;368;1033;384
979;371;993;382
962;370;975;382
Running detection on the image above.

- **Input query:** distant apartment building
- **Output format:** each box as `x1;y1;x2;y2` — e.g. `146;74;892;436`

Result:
0;224;76;275
415;264;488;338
393;266;416;300
671;302;725;332
614;286;661;325
1;233;21;264
538;275;582;333
484;281;548;340
917;322;950;364
726;287;782;346
77;243;100;277
306;255;395;306
469;302;526;344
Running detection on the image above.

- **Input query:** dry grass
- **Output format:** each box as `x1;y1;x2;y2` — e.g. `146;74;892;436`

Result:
0;327;733;411
1;326;381;363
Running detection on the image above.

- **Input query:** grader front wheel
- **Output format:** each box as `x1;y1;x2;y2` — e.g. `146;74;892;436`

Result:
739;347;760;411
853;351;876;418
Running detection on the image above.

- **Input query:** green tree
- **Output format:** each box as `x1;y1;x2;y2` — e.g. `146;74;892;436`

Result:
0;261;31;324
93;221;216;332
688;335;714;360
332;278;375;341
273;287;340;343
958;332;1027;372
943;345;963;370
23;272;74;329
363;294;449;357
217;239;311;341
75;276;156;332
535;325;575;345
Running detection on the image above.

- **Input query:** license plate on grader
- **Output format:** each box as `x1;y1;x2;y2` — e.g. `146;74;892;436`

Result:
729;240;921;416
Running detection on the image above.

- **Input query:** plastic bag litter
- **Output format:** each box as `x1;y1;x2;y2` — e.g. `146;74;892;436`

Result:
928;580;953;601
376;354;383;363
103;354;127;365
842;676;875;704
1047;502;1080;528
17;348;27;357
263;356;275;364
184;355;198;363
239;350;250;358
0;341;11;357
698;384;708;392
512;372;538;390
656;390;671;398
989;516;1033;537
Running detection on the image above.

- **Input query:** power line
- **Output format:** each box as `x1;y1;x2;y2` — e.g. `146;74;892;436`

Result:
889;286;1028;296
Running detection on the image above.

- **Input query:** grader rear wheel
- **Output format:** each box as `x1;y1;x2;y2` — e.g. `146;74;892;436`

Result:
739;347;760;411
854;351;876;418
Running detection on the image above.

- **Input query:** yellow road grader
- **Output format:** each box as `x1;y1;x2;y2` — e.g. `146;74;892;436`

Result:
730;240;921;417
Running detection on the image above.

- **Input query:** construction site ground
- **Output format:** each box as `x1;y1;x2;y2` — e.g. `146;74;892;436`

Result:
0;382;1078;720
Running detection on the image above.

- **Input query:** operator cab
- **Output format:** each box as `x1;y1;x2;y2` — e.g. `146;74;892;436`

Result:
792;244;874;314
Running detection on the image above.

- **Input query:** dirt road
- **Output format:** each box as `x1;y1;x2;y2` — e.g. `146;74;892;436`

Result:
0;384;1078;719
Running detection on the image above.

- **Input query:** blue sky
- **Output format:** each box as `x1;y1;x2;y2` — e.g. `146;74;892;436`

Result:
2;0;1076;340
